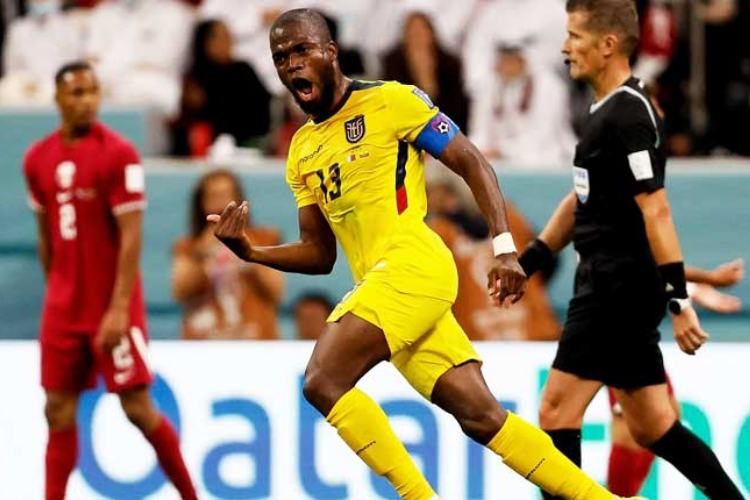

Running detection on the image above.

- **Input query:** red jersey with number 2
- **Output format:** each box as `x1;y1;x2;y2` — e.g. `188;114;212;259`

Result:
23;123;147;333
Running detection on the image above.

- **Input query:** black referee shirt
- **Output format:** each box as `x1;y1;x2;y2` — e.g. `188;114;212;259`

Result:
572;76;666;262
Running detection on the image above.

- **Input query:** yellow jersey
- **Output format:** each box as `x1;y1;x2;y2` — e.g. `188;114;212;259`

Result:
286;80;461;301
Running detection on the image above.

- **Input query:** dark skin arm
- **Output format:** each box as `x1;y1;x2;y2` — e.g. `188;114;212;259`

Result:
209;201;336;275
438;132;526;304
34;212;52;277
97;210;142;352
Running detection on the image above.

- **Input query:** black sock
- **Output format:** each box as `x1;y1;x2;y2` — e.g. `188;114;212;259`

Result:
541;429;582;500
649;421;744;499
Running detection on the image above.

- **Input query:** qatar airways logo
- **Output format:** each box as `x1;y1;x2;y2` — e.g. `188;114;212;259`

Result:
55;161;76;189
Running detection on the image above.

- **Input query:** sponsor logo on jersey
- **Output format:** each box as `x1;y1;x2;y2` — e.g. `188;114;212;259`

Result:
298;144;323;165
412;87;435;108
344;115;366;143
573;166;590;203
55;161;76;189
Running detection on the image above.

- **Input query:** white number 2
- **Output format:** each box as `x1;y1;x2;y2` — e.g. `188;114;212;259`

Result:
59;203;77;240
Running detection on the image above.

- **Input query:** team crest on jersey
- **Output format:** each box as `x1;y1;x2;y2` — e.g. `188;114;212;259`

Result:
55;161;76;189
344;115;365;143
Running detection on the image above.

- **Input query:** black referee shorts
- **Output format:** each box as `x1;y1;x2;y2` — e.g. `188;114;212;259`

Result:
552;256;668;389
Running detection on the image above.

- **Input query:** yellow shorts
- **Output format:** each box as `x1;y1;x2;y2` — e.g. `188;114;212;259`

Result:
328;279;480;400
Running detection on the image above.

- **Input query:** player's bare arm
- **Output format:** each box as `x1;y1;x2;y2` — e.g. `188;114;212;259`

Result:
245;264;285;304
538;191;577;252
209;201;336;274
438;132;526;305
97;210;142;352
517;191;577;280
33;212;52;278
171;251;210;303
635;188;709;355
685;258;744;287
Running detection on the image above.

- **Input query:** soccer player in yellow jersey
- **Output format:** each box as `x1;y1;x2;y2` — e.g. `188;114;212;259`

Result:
208;9;640;500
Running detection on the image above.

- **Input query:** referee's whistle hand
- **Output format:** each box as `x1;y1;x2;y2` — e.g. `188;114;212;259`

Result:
672;306;710;355
487;254;527;308
207;200;254;261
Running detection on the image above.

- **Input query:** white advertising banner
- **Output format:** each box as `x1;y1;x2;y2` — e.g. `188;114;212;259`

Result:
0;341;749;499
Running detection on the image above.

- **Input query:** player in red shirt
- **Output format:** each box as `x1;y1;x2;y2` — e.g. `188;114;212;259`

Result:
24;62;196;500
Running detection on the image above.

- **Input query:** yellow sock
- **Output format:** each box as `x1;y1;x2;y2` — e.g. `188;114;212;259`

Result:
326;388;436;500
487;412;613;500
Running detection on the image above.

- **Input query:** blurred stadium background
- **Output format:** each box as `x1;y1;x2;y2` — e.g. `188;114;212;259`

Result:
0;0;749;499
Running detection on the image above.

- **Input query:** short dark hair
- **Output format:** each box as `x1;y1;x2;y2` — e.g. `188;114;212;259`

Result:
54;61;94;86
270;8;332;43
293;291;334;313
566;0;640;56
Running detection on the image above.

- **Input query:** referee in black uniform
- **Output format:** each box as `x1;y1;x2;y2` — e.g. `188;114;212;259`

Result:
519;1;744;498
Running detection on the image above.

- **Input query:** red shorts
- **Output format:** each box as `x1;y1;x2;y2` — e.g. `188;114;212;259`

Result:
41;321;153;393
607;374;674;415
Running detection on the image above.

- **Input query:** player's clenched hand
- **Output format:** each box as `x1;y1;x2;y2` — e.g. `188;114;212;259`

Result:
707;258;744;288
96;307;129;353
207;200;253;261
487;253;527;308
672;306;710;355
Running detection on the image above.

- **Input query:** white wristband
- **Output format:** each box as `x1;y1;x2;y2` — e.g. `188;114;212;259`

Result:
492;232;516;256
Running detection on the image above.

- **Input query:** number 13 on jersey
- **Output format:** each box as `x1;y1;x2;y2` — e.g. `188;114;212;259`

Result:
315;163;342;203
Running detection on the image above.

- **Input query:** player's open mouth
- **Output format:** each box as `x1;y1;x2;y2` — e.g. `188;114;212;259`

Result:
291;78;316;102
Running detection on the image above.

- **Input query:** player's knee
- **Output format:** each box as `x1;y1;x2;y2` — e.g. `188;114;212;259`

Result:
629;411;675;447
457;403;508;445
628;424;656;447
302;369;343;414
120;394;156;430
44;395;77;429
538;398;562;429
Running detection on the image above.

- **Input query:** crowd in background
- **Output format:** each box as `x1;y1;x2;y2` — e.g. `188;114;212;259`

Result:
169;168;566;341
1;0;748;340
169;166;743;342
2;0;750;159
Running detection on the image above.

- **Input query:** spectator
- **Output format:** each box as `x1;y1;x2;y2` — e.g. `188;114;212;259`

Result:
320;11;364;77
382;11;469;131
426;171;560;340
633;0;678;87
293;292;334;340
0;0;82;105
172;169;284;340
463;0;567;95
199;0;285;95
356;0;481;72
469;40;576;166
701;0;750;154
171;19;272;157
84;0;194;116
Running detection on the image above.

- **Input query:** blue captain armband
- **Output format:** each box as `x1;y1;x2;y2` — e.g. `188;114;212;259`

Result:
413;112;459;157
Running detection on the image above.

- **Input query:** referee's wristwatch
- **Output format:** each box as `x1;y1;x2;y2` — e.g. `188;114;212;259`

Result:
668;297;691;315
